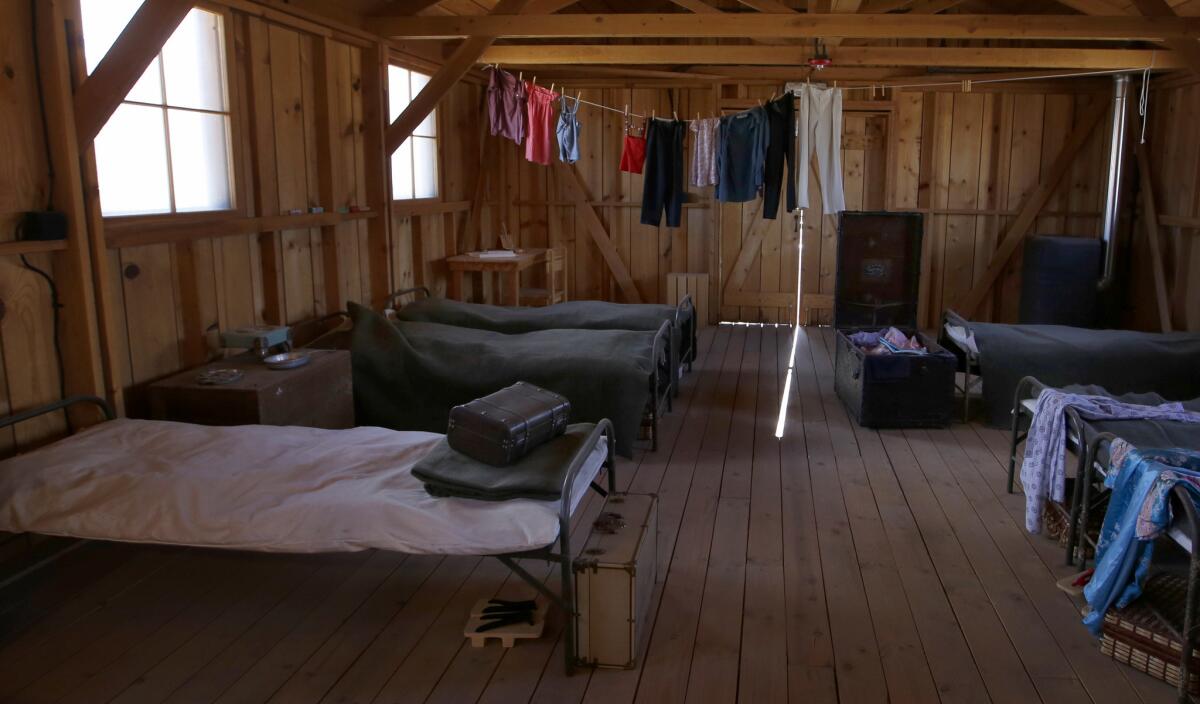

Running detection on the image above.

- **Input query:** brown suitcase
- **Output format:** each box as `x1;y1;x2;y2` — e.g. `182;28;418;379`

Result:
446;381;570;466
573;493;657;669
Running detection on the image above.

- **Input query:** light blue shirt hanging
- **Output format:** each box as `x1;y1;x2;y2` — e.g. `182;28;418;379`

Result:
556;94;581;164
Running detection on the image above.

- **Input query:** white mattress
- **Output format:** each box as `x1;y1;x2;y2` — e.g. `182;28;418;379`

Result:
0;419;606;556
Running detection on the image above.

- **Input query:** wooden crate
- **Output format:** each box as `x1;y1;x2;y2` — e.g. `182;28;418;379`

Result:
666;273;710;328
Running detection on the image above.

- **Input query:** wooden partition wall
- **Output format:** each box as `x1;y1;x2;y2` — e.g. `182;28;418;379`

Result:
481;79;1115;328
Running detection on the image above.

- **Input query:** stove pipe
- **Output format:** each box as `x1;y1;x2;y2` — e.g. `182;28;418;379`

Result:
1098;74;1130;291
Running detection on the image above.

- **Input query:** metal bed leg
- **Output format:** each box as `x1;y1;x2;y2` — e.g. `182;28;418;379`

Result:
1175;486;1200;704
1075;441;1094;568
1007;409;1023;495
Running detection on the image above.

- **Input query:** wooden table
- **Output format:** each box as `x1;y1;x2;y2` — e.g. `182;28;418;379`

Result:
445;248;548;305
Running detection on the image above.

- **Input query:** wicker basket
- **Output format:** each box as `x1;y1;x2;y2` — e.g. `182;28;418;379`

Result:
1098;573;1200;695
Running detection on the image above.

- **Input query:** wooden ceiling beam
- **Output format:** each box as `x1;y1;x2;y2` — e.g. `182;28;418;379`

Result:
73;0;194;146
380;13;1200;41
478;44;1183;69
1130;0;1200;75
667;0;724;13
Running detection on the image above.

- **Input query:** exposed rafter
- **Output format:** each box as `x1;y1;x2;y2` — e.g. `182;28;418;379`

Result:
73;0;194;146
1130;0;1200;76
478;44;1181;69
379;13;1200;41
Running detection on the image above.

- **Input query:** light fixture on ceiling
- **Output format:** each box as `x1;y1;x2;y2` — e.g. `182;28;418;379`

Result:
807;38;832;71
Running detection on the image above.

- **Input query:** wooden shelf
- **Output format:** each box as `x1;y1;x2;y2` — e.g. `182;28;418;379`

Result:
0;239;69;257
104;210;380;249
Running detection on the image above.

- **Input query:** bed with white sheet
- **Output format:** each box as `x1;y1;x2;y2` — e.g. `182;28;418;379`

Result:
0;418;607;556
0;397;613;671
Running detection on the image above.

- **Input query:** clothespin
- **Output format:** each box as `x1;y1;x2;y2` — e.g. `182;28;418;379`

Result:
518;71;523;82
624;104;629;117
696;111;700;122
769;92;776;102
962;79;972;93
576;90;581;102
550;82;555;94
673;110;678;120
652;108;656;119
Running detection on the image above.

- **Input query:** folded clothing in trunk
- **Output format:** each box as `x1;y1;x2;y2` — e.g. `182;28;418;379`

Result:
413;423;596;501
966;321;1200;427
348;303;652;457
396;297;692;364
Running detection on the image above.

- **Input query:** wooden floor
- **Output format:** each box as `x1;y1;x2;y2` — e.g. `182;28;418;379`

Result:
0;325;1179;704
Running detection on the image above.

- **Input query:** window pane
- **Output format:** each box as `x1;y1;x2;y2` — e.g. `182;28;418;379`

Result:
79;0;162;104
411;71;435;137
413;137;438;199
162;10;226;112
94;104;171;216
168;110;232;212
391;139;413;200
79;0;144;72
388;66;410;120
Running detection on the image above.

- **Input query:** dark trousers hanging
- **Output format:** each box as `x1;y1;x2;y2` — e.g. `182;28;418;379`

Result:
640;119;686;228
762;94;796;220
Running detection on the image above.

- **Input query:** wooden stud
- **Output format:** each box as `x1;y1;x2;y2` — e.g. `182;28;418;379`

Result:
1134;142;1174;332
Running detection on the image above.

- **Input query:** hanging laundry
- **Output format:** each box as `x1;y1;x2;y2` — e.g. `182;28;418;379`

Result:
715;106;767;203
762;93;796;219
787;82;847;213
556;94;581;164
487;68;526;146
524;82;559;166
640;118;687;228
689;117;719;187
619;116;647;175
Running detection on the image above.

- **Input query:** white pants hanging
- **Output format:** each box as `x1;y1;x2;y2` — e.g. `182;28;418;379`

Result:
788;83;846;214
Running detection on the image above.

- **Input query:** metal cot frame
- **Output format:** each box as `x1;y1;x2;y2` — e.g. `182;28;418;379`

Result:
1077;433;1200;704
0;397;615;673
941;309;983;423
1004;379;1200;702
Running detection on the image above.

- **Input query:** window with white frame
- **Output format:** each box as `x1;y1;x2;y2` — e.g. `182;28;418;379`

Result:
388;66;438;200
81;1;233;217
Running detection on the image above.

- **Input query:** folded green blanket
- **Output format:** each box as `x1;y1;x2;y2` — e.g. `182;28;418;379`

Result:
348;302;652;457
413;423;596;501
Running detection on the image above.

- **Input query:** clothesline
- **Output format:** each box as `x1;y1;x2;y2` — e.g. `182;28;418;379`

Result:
482;60;1159;122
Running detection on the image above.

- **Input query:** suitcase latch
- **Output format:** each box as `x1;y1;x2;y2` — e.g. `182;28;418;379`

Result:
593;512;625;534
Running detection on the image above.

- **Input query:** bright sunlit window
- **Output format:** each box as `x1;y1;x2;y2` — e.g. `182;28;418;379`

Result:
81;1;233;217
388;66;438;200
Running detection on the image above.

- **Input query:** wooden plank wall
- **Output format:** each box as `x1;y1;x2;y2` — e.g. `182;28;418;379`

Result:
1129;74;1200;332
483;84;717;308
484;81;1112;328
796;86;1111;328
0;0;68;454
0;1;481;452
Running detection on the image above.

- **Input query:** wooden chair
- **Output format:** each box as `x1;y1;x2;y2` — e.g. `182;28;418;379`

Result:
521;247;568;306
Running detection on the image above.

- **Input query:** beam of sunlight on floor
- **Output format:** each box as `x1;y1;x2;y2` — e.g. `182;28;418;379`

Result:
775;208;806;439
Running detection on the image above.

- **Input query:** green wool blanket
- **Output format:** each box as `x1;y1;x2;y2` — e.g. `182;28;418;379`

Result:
348;303;653;457
412;423;596;502
395;297;693;363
